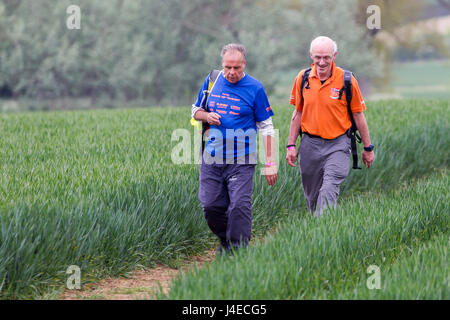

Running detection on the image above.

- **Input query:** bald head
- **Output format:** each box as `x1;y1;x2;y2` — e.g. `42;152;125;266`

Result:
309;36;338;80
310;36;337;54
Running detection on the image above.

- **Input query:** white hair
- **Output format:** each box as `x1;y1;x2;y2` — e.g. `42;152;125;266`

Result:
221;43;247;62
310;36;338;54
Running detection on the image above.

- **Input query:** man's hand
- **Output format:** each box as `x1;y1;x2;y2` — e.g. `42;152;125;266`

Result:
206;112;221;126
362;150;374;168
286;148;297;167
353;112;374;169
265;164;278;186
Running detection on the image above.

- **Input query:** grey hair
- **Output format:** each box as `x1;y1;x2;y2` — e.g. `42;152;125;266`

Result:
310;36;338;54
221;43;246;61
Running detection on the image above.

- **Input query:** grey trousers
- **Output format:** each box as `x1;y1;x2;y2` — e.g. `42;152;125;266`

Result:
298;133;351;216
199;161;256;250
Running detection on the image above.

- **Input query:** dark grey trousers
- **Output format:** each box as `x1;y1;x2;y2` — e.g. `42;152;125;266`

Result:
298;133;351;216
199;161;256;250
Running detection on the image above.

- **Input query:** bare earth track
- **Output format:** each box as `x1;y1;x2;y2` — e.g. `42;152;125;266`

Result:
61;249;216;300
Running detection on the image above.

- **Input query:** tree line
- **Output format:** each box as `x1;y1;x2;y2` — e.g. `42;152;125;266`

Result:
0;0;392;106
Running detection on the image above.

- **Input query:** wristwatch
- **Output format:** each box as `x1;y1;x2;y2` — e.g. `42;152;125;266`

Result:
364;144;374;152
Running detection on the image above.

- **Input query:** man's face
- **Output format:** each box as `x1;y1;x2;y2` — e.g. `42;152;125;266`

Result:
222;51;246;84
310;44;337;75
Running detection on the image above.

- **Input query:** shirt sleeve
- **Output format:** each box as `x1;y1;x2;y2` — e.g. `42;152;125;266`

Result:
256;117;274;136
350;76;366;113
289;71;304;112
253;86;274;122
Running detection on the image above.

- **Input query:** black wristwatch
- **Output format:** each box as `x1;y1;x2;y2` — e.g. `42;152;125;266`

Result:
364;144;374;152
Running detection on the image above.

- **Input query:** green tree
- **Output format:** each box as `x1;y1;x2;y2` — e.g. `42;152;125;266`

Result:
0;0;382;106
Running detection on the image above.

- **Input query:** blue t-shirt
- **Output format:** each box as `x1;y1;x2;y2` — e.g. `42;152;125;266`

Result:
194;72;274;159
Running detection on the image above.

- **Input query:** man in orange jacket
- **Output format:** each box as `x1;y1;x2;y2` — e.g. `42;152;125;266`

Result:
286;36;375;216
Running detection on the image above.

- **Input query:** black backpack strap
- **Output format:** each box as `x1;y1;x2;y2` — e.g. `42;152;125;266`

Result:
342;70;362;170
300;67;312;97
203;69;220;112
210;69;220;83
289;67;311;157
201;69;220;154
298;67;311;139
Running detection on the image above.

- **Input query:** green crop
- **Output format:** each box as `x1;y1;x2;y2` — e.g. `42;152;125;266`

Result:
0;99;448;298
165;172;449;299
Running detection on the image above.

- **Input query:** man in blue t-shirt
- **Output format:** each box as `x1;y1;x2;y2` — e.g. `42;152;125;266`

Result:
191;43;277;254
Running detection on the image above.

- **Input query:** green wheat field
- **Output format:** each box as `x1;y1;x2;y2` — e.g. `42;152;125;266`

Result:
0;99;449;299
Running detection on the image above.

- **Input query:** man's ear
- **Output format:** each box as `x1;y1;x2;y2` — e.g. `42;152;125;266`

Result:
333;52;338;60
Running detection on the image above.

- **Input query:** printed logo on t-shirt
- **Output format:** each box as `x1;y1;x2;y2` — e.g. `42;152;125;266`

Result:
330;88;340;99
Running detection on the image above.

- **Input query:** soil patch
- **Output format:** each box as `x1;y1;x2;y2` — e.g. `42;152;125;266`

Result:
61;249;216;300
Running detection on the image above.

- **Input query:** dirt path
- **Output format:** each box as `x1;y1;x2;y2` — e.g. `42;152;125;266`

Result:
61;249;216;300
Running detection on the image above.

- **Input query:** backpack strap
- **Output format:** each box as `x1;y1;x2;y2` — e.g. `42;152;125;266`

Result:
297;67;312;139
201;69;220;112
341;70;362;170
201;69;221;153
300;67;312;98
209;69;221;88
